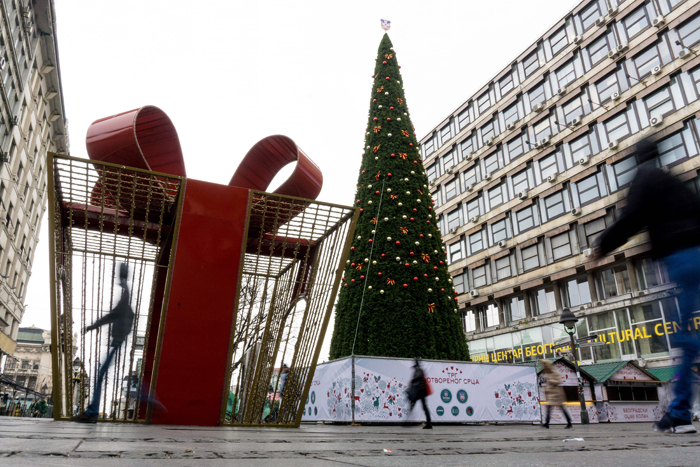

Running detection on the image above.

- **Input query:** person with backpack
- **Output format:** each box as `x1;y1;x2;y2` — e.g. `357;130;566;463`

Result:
407;358;433;429
72;263;134;423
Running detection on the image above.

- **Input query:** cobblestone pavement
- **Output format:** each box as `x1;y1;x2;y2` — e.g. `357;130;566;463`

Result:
1;418;699;466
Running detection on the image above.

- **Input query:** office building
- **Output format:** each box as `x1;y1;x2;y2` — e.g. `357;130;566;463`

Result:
421;0;700;370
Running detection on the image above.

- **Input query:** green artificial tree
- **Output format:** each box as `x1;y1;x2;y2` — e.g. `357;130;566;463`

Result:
329;34;469;361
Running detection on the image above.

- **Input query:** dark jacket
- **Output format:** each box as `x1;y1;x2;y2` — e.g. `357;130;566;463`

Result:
409;367;428;401
90;286;134;346
597;164;700;259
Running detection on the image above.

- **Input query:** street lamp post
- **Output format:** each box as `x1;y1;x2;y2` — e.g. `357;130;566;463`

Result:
559;308;590;425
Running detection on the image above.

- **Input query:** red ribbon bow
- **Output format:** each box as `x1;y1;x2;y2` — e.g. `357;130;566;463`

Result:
386;278;395;285
427;303;436;313
400;227;408;234
422;254;430;262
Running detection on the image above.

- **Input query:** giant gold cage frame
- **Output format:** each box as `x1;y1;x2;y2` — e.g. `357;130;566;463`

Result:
48;153;357;425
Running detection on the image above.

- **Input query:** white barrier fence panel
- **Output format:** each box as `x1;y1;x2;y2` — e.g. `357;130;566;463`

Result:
303;357;540;423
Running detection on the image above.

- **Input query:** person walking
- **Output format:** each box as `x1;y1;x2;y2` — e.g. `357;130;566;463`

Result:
407;358;433;429
540;359;572;429
72;263;134;423
591;138;700;434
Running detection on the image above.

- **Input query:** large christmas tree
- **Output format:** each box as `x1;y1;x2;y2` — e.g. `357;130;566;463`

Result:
329;34;469;361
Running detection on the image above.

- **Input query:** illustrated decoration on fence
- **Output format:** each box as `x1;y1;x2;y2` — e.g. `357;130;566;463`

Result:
49;106;357;426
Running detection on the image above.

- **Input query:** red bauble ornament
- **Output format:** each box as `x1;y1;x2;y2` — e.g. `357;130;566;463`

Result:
428;206;432;210
373;117;377;121
455;297;459;302
351;279;355;283
356;200;361;203
390;106;394;110
378;272;382;276
360;209;364;213
403;283;408;288
433;266;438;271
410;143;414;146
410;217;414;222
413;277;418;281
351;263;356;267
362;170;365;174
344;283;347;287
396;241;401;245
424;273;428;278
413;208;417;212
351;247;355;251
385;76;390;80
454;291;458;295
413;160;417;164
387;117;391;121
390;153;395;158
381;253;386;258
404;263;410;267
360;275;365;280
369;239;373;243
410;252;414;256
439;261;444;265
388;173;392;177
382;61;387;64
419;234;424;238
373;99;377;102
426;220;430;224
441;288;445;292
375;190;380;194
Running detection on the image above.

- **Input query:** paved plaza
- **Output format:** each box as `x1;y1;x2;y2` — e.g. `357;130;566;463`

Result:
0;418;699;466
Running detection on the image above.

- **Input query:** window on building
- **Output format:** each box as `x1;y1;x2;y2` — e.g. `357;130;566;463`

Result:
543;190;567;221
423;135;437;157
469;230;485;255
449;240;464;264
447;208;461;231
457;107;470;130
551;232;572;261
644;86;674;121
483;302;499;327
503;102;520;127
21;360;29;369
583;217;607;247
528;83;547;108
604;111;632;143
607;385;659;402
598;267;620;298
562;95;585;125
596;71;622;103
580;1;603;31
483;150;502;175
480;119;498;142
506;295;527;322
462;166;478;190
588;33;611;65
17;162;23;181
473;265;488;287
565;276;592;307
569;132;594;162
460;135;475;157
534;118;553;143
466;197;481;220
539;153;560;181
636;258;671;289
426;163;439;181
633;46;661;79
657;127;696;167
442;152;456;173
523;50;540;78
555;60;577;90
499;70;515;96
534;285;557;315
495;256;512;281
477;90;491;114
576;172;606;206
512;169;529;195
445;178;459;201
463;310;477;333
629;302;670;357
678;13;700;48
549;27;568;56
522;244;540;271
487;183;508;210
508;134;526;160
454;272;467;295
515;205;537;233
611;155;638;190
624;6;650;40
491;218;509;244
439;123;453;144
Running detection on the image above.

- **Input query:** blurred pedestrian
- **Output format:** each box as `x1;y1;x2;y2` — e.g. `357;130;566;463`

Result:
72;263;133;423
591;138;700;434
407;358;433;429
540;360;572;429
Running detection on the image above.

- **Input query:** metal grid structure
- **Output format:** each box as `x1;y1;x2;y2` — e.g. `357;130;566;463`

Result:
48;153;183;422
222;191;357;427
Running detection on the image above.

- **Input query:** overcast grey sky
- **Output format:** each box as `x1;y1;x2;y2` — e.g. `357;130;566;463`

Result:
24;0;577;359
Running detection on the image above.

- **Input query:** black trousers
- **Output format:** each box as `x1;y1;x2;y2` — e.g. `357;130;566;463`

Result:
544;404;572;425
410;397;431;424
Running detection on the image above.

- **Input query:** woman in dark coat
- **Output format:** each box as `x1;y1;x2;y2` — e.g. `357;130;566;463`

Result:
408;358;432;429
